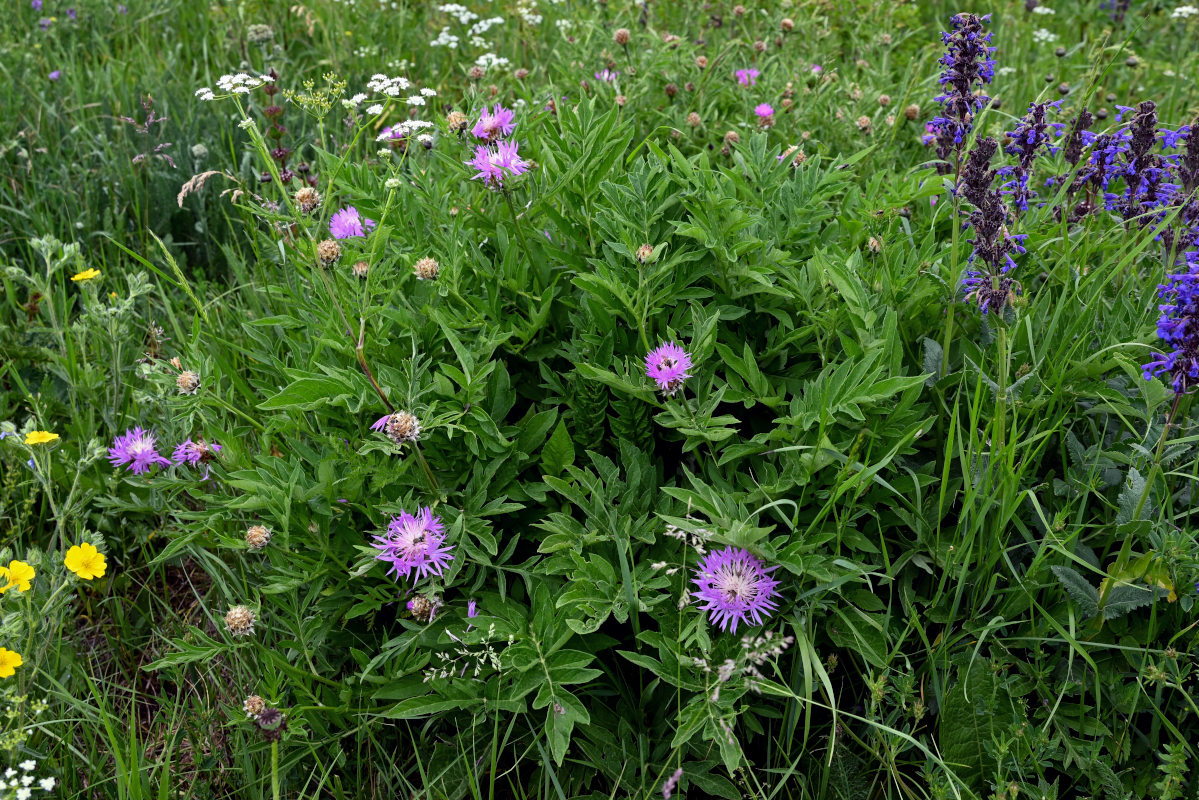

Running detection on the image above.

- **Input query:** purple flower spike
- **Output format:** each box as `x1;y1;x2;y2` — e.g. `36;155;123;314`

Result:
467;599;479;618
692;546;781;633
330;206;376;239
466;140;529;189
471;104;516;142
644;341;692;396
372;507;454;582
108;427;171;474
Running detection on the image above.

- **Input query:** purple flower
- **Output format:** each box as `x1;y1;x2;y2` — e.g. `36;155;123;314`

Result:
1145;263;1199;393
372;507;455;582
31;0;42;9
48;70;60;81
810;64;823;74
39;17;52;29
329;206;375;239
67;7;76;19
663;768;684;800
926;13;996;170
466;140;529;189
467;598;479;618
692;546;782;633
171;439;223;478
594;69;619;83
471;104;516;142
735;68;760;86
645;341;692;396
754;103;774;118
118;4;127;12
108;427;171;474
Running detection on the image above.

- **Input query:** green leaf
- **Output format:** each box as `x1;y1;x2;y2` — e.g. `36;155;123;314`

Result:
259;377;353;412
939;659;1016;790
540;420;576;476
1050;565;1100;620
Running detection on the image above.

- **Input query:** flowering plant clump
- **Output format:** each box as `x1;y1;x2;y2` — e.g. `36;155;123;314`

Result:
10;1;1199;797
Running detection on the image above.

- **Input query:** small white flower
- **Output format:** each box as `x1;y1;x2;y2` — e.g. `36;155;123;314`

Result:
16;788;31;800
1032;5;1055;13
1031;27;1058;43
20;776;33;787
998;66;1017;76
195;87;215;101
5;771;16;779
39;778;56;791
18;762;34;772
238;118;257;131
385;177;402;189
1173;4;1198;16
407;95;426;106
366;104;384;115
420;87;438;97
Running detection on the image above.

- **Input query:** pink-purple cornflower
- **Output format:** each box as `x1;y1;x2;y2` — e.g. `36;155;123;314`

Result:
595;69;619;83
471;104;515;142
735;68;760;86
108;427;171;474
644;341;692;396
692;546;781;633
755;103;774;119
49;70;61;81
171;439;222;478
466;140;529;189
329;206;375;239
31;0;42;9
372;507;455;582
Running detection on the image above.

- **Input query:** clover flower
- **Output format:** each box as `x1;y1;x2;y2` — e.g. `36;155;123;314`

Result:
330;206;376;239
691;546;782;633
645;342;692;396
108;427;171;474
466;140;529;189
372;507;454;581
471;103;516;141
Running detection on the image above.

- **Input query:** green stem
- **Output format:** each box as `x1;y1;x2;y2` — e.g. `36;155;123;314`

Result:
940;197;961;377
271;741;280;800
995;325;1009;456
502;189;537;291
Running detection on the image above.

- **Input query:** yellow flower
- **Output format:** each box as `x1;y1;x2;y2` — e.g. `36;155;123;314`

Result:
70;268;101;282
24;431;59;446
0;560;35;593
0;649;22;678
64;543;107;581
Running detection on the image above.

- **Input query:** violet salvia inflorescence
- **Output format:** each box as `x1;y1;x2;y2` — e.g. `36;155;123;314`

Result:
958;137;1024;315
691;546;782;634
1144;264;1199;393
645;341;693;396
927;12;996;171
1002;101;1063;212
372;507;455;581
108;427;172;474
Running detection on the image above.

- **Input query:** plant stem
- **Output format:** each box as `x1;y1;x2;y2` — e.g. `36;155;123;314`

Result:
502;189;537;291
271;741;280;800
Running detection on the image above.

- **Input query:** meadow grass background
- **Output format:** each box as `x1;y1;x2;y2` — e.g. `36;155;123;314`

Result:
3;0;1199;798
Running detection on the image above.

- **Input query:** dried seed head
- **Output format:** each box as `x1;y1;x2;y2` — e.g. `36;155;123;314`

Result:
407;593;442;623
684;81;696;92
170;356;182;369
867;236;882;253
781;17;794;31
664;83;678;98
636;243;655;263
294;186;321;214
877;94;891;107
352;260;369;278
225;605;256;637
885;114;896;126
615;94;627;107
880;33;892;45
243;695;266;718
781;97;794;109
514;68;529;80
385;411;421;444
176;370;201;395
753;40;766;53
256;707;287;742
781;145;806;167
686;111;702;128
414;257;440;281
695;56;709;69
733;4;746;15
774;35;784;48
446;110;469;133
724;130;740;144
613;27;630;45
856;115;872;132
468;66;485;81
904;103;920;120
316;239;341;265
246;525;272;551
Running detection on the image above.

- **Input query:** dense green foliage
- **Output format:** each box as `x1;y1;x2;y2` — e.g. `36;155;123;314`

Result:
3;0;1199;798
